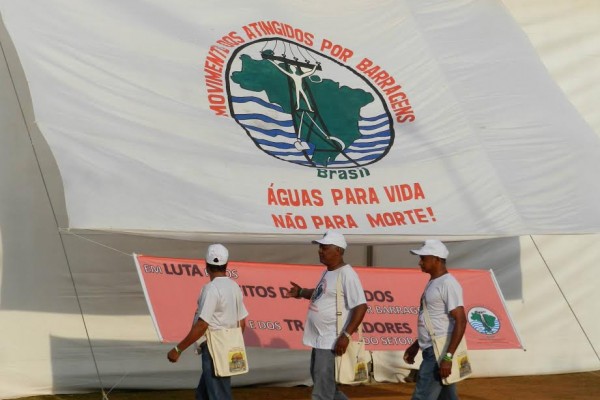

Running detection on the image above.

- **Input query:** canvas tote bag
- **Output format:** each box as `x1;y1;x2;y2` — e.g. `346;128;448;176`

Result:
205;293;249;377
422;296;472;385
334;273;370;384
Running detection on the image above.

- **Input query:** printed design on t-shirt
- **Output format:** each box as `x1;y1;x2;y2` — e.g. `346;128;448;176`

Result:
311;277;327;303
419;280;434;316
417;294;425;329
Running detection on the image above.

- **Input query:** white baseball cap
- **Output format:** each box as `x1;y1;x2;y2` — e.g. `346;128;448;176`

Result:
410;239;449;259
205;244;229;266
312;230;347;249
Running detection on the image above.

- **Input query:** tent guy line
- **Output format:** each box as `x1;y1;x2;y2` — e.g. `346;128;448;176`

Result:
59;229;135;257
528;235;600;363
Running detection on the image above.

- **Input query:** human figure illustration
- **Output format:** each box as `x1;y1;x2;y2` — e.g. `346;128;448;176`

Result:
269;60;318;111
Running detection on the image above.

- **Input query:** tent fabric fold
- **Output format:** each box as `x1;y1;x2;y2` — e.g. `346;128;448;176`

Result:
0;1;599;398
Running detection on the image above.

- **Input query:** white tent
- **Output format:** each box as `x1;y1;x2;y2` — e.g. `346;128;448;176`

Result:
0;1;599;398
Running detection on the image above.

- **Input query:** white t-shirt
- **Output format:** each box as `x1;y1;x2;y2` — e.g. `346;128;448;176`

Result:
417;273;463;350
303;265;367;350
194;277;249;343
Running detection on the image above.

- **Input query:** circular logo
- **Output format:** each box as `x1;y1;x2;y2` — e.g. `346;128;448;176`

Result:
468;307;500;335
311;278;327;302
226;38;394;169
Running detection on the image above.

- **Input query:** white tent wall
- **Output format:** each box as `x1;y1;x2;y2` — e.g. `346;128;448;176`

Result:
0;1;599;399
374;0;600;376
494;0;600;373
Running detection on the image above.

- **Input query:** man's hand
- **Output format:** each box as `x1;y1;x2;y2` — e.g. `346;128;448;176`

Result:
439;359;452;378
403;342;419;364
284;281;303;298
334;334;350;356
167;348;180;363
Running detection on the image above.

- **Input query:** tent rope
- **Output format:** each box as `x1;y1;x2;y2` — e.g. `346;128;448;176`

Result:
59;229;133;257
529;235;600;363
1;36;110;398
104;372;131;399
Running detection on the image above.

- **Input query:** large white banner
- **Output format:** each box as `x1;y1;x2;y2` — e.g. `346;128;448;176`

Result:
1;0;599;240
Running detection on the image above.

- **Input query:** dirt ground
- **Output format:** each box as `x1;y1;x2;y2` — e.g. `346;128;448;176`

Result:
20;371;600;400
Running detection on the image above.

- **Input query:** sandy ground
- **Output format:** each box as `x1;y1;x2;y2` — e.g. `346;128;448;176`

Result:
19;371;600;400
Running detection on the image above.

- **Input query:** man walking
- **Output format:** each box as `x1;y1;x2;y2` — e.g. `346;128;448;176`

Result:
403;239;467;400
286;230;368;400
167;244;248;400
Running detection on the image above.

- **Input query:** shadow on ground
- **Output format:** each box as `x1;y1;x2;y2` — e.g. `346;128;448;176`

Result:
17;371;600;400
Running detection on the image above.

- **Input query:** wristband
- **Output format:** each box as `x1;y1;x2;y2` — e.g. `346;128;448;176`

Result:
297;288;303;298
174;345;182;354
343;331;351;339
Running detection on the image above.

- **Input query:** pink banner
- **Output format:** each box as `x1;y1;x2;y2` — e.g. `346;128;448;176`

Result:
134;255;521;351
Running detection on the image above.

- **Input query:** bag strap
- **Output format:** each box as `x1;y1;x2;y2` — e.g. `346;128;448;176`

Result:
420;288;437;340
336;271;363;340
235;284;242;328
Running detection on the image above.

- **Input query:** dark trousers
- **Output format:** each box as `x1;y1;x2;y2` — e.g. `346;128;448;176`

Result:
195;342;232;400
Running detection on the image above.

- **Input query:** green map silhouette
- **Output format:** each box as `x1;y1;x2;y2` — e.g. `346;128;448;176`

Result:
470;312;497;333
231;53;374;166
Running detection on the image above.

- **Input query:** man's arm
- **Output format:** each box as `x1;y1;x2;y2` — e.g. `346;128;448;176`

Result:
284;281;314;299
297;288;315;299
167;318;209;363
445;306;467;355
439;306;467;378
344;303;368;336
239;318;247;333
403;340;420;364
334;303;368;356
